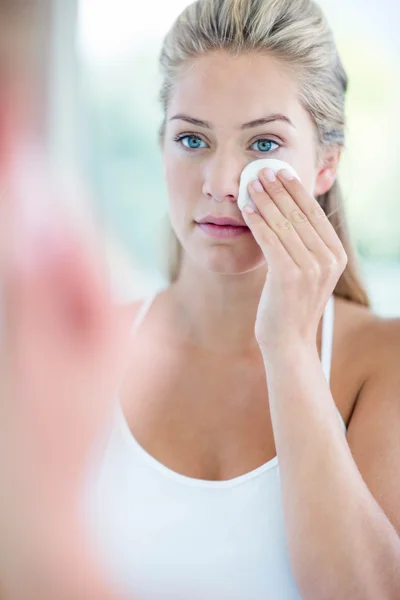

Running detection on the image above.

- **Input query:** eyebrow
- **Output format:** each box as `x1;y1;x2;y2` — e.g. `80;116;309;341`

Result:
169;113;296;129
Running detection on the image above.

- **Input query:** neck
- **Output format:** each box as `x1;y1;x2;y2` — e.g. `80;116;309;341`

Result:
164;257;325;357
167;257;270;355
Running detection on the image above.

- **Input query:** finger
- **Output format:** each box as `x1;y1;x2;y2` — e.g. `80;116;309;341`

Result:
258;168;332;259
247;180;313;270
241;203;295;270
274;169;346;262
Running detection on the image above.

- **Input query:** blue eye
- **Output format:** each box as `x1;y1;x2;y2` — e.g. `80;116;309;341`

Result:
251;139;280;153
173;134;280;153
175;135;208;150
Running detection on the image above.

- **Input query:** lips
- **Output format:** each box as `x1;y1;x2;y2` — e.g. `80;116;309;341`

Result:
196;215;246;227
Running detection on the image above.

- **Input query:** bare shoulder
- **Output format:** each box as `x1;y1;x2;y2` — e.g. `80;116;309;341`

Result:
113;291;166;344
335;295;400;371
333;295;400;425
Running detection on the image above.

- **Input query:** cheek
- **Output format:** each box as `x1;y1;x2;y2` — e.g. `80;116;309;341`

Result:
288;155;318;196
299;170;318;196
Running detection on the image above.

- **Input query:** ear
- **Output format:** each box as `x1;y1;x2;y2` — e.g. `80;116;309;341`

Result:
314;147;341;196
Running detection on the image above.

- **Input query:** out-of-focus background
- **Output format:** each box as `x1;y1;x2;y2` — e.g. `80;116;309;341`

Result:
54;0;399;314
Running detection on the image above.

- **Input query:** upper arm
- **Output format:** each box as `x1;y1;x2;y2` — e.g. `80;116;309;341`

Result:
346;317;400;535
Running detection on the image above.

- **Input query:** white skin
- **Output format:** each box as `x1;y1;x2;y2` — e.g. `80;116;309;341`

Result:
162;50;341;353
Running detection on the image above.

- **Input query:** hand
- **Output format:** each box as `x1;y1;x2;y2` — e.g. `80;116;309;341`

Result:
241;167;348;353
0;139;128;595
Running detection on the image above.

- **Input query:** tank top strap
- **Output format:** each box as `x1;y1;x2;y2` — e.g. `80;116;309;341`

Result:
125;291;347;432
321;294;335;385
129;290;159;334
321;294;347;434
112;291;160;419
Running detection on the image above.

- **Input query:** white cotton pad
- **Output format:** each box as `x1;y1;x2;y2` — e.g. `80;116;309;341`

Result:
237;158;301;212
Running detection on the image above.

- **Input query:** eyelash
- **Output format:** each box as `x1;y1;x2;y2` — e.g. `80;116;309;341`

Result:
173;133;281;153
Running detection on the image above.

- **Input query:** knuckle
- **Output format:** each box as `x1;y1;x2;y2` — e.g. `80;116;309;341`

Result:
273;184;287;198
326;257;339;271
330;249;347;270
290;209;308;224
339;250;348;267
259;229;275;246
306;264;320;278
311;204;327;220
259;194;274;207
276;218;292;231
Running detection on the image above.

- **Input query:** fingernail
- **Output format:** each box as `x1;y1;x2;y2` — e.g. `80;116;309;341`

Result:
262;168;276;182
251;179;263;192
279;169;295;181
242;204;255;214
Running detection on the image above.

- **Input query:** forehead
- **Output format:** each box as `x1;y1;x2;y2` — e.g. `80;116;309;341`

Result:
167;51;307;129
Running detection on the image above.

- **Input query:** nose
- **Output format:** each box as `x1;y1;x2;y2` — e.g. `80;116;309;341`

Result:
202;155;244;204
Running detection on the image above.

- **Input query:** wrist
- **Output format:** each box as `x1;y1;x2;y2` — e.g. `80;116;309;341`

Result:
259;338;318;363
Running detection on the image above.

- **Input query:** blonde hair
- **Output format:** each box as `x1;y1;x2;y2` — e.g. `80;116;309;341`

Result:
157;0;371;307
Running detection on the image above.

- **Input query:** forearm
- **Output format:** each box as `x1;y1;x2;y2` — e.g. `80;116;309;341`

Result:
262;344;400;600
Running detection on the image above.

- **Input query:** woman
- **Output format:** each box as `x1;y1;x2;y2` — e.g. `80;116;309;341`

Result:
1;0;400;598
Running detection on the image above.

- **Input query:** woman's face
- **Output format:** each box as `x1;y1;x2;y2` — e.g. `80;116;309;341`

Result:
162;51;336;275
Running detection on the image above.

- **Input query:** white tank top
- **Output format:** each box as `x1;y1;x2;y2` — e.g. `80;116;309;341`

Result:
84;293;346;600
